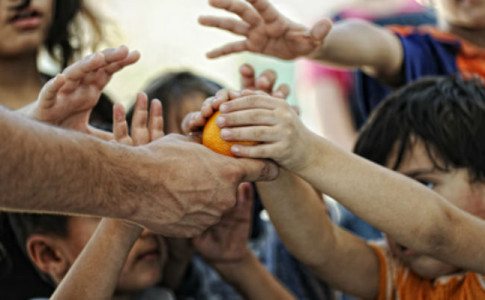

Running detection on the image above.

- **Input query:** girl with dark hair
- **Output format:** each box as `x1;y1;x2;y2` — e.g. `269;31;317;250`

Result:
0;1;107;297
0;0;104;109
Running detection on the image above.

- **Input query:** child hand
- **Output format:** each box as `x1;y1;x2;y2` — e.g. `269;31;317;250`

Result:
32;46;140;139
181;64;291;135
180;89;243;135
199;0;332;60
217;94;315;171
113;93;164;146
239;63;290;99
193;182;254;263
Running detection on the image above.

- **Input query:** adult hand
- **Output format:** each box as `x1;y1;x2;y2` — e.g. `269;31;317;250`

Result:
199;0;332;60
126;134;278;237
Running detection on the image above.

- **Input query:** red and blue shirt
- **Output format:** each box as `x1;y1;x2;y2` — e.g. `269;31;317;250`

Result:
353;26;485;126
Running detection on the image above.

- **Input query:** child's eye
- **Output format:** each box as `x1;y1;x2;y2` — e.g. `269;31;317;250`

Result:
418;180;435;189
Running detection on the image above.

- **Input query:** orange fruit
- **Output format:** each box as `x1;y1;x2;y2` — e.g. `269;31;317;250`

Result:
202;111;256;156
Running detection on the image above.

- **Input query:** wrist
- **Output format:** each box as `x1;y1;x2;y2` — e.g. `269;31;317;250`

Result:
99;219;143;246
210;250;254;281
289;129;323;175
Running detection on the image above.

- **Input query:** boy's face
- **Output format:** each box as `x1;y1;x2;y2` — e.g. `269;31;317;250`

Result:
436;0;485;29
385;138;485;279
63;217;167;292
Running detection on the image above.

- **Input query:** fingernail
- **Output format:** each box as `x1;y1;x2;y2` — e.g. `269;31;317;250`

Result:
220;104;228;112
216;116;225;126
220;129;230;139
231;145;240;155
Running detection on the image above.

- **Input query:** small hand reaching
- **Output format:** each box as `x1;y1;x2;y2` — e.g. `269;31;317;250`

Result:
199;0;332;60
193;182;254;263
31;46;140;140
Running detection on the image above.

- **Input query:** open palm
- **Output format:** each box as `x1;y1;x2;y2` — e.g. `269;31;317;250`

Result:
35;46;140;134
199;0;332;59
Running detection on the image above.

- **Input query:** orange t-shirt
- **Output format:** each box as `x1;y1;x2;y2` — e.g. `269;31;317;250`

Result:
369;243;485;300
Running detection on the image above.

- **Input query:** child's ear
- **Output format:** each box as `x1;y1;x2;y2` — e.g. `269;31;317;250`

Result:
26;235;71;284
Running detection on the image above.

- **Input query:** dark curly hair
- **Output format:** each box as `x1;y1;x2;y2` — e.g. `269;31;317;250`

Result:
354;76;485;182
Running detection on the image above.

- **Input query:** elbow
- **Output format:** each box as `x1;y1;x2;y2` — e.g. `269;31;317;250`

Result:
419;206;458;256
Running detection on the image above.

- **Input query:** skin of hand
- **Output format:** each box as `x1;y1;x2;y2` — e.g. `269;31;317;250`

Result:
50;94;162;300
24;45;140;140
181;63;290;135
126;132;279;237
184;90;315;172
199;0;404;83
199;0;332;60
193;182;254;264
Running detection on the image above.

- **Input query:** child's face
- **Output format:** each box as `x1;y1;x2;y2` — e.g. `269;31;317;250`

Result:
167;91;208;134
385;138;485;279
436;0;485;29
0;0;54;56
63;217;167;292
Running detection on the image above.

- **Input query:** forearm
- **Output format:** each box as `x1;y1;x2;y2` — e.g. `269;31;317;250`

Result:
51;219;142;300
310;19;402;81
299;137;473;261
256;169;379;298
212;253;295;300
0;107;137;219
256;170;335;267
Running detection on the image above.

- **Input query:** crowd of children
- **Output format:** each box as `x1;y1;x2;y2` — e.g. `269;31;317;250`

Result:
1;0;485;299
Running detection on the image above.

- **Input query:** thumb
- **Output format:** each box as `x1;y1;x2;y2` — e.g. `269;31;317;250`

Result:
310;18;332;42
237;158;278;182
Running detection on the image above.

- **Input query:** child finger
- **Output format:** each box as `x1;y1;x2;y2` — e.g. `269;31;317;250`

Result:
255;69;276;93
198;15;250;36
181;112;206;134
239;63;256;89
219;95;279;113
217;109;276;128
206;0;260;26
38;74;66;109
104;50;141;75
149;99;164;140
63;52;105;81
231;143;277;160
206;41;248;59
220;126;279;143
101;45;129;64
272;83;290;99
131;93;150;145
311;18;333;42
112;103;130;144
61;53;105;93
246;0;281;24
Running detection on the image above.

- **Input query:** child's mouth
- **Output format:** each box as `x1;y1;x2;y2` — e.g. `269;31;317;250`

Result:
8;8;43;30
136;249;161;261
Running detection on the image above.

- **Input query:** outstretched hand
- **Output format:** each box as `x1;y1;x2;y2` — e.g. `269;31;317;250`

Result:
112;93;164;146
193;182;254;263
199;0;332;60
181;63;289;135
32;46;140;140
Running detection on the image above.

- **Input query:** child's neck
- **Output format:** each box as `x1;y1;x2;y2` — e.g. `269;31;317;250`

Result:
440;22;485;48
0;53;43;109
